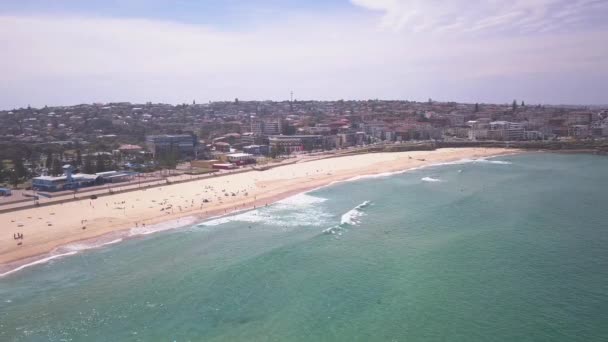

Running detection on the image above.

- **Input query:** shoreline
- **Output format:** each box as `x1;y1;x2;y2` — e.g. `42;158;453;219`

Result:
0;148;520;277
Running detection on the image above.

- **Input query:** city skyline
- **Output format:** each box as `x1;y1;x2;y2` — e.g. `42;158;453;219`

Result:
1;0;607;108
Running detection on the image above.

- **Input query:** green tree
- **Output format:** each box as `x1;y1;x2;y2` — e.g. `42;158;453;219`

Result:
158;144;179;170
168;145;180;169
51;157;63;176
281;122;296;135
303;140;315;153
76;149;82;166
96;154;107;173
12;158;26;184
0;161;5;183
45;152;53;169
83;154;95;174
9;171;20;187
112;153;121;170
270;145;285;158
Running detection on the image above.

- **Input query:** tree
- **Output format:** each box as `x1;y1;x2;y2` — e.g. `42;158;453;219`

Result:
76;149;82;167
270;145;285;159
474;103;479;112
0;161;5;183
12;158;26;184
512;100;518;111
158;144;179;170
112;153;121;170
45;152;53;169
9;171;20;187
303;140;315;153
83;154;95;174
96;154;107;173
281;122;296;135
51;158;63;176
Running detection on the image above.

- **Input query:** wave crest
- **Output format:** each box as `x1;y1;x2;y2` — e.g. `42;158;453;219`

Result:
324;201;371;235
129;216;198;236
201;193;331;227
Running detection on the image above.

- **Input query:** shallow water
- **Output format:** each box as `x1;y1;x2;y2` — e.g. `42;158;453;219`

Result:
1;153;607;341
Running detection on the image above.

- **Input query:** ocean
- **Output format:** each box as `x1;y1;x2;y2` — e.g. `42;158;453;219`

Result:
1;152;607;341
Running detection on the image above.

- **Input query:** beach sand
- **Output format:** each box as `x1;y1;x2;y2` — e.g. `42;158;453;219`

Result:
0;148;516;273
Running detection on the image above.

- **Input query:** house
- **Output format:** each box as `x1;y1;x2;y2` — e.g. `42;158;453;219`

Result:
214;142;231;153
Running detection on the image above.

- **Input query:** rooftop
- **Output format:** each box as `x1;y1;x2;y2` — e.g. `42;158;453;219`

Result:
226;153;254;158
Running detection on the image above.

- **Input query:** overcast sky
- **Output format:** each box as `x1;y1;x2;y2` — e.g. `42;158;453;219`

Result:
1;0;607;109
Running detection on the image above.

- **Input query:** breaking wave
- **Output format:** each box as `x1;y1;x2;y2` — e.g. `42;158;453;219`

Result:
0;252;78;278
421;177;441;182
432;158;512;167
200;193;331;227
129;216;198;236
471;159;512;165
0;234;126;278
0;217;199;278
341;200;371;225
0;154;515;277
324;201;371;235
330;157;512;187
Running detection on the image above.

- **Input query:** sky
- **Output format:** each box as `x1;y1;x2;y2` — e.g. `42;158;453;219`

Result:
1;0;607;109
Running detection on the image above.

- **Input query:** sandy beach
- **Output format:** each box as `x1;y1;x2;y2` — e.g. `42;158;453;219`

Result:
0;148;516;274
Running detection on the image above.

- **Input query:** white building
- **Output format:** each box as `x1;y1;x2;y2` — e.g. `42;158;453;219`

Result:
226;153;255;163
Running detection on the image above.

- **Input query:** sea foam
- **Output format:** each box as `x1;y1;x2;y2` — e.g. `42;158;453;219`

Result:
0;217;199;278
340;200;371;225
333;157;511;186
324;200;371;235
129;216;198;236
201;193;331;227
430;157;512;167
421;177;441;182
0;252;78;278
469;158;512;165
0;155;514;277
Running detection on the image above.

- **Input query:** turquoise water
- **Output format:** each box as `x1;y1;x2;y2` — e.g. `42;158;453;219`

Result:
1;153;608;341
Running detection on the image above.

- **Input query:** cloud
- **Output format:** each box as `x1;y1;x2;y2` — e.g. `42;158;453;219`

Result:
351;0;608;34
0;10;606;108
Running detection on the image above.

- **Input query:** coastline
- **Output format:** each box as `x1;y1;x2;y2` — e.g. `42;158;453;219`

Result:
0;148;520;277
